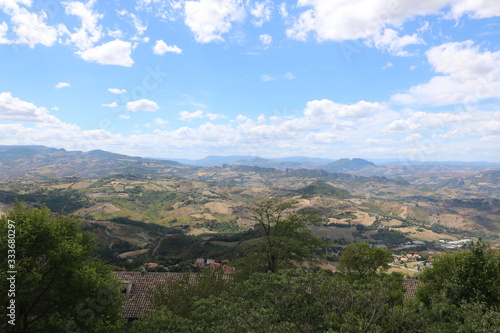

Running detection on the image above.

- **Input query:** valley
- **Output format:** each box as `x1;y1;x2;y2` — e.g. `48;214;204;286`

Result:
0;145;498;272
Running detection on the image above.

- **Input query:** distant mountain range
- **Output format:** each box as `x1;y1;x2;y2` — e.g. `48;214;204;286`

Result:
0;145;498;183
173;155;377;171
0;145;185;180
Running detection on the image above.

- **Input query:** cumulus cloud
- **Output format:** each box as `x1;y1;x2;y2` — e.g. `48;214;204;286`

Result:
304;99;387;122
440;120;500;139
259;33;272;46
78;39;134;67
153;40;182;55
184;0;244;43
153;117;169;126
306;132;346;144
1;93;495;160
384;111;469;133
126;99;159;112
0;92;63;125
283;72;296;80
0;22;11;44
108;88;127;94
285;0;500;49
0;1;61;47
63;0;103;50
365;138;396;145
447;0;500;19
250;0;273;27
179;110;226;121
55;82;71;89
404;133;424;142
366;28;424;56
392;41;500;105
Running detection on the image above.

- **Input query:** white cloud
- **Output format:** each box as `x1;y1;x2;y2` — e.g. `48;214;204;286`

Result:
261;74;275;82
279;2;288;19
102;102;118;108
0;92;63;125
154;117;169;126
250;0;272;27
153;40;182;55
179;110;226;121
0;1;61;47
55;82;71;89
51;106;59;111
131;12;147;36
306;132;346;144
304;99;387;122
184;0;244;43
107;28;123;38
440;120;500;139
63;0;103;50
283;72;296;80
365;138;396;145
144;117;169;128
0;22;11;44
108;88;127;94
136;0;185;21
116;9;148;40
78;40;134;67
384;111;469;133
366;28;424;56
285;0;500;47
448;0;500;19
1;93;497;161
392;41;500;105
382;62;393;69
259;33;272;46
126;99;159;112
404;133;423;142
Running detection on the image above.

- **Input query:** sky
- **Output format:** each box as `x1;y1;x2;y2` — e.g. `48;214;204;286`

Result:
0;0;499;162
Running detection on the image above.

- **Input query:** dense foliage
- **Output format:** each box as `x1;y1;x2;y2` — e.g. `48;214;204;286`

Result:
132;241;500;332
0;204;124;332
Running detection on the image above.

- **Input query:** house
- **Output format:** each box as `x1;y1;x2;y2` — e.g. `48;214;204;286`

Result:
193;258;205;268
209;262;221;269
113;271;232;324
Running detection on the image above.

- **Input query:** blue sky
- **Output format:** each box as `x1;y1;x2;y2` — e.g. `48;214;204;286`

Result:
0;0;499;162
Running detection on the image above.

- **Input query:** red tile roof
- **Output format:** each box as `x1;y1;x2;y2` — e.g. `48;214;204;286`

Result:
113;272;231;319
113;272;197;319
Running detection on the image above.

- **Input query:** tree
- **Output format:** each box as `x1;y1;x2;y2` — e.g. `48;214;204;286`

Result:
0;203;124;332
132;269;406;333
338;242;393;279
417;240;500;307
150;269;228;317
238;198;326;274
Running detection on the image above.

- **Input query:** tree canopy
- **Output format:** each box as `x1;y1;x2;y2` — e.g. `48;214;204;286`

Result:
0;204;124;332
417;240;500;307
338;242;393;279
237;198;326;274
